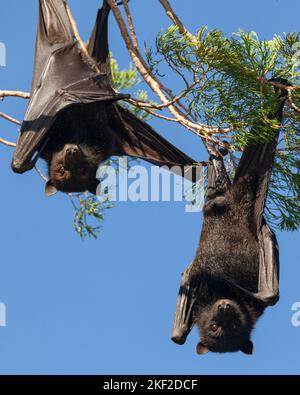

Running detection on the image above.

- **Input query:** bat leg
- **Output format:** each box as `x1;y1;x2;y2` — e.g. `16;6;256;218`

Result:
203;158;230;214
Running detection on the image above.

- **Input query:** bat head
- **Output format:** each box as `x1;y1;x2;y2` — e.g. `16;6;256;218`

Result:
195;299;254;355
45;144;100;196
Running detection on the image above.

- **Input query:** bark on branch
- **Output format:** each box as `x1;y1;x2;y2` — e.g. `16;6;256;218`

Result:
0;90;30;99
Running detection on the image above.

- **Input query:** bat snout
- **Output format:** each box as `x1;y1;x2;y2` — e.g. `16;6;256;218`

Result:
214;299;237;319
62;144;84;166
65;144;80;157
217;300;232;311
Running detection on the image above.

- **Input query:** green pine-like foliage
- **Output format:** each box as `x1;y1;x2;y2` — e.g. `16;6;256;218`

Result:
74;27;300;238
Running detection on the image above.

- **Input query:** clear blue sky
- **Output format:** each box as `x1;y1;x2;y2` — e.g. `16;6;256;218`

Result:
0;0;299;375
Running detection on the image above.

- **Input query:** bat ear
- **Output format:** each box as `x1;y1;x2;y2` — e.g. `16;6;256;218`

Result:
196;342;209;355
88;179;100;195
45;180;58;197
241;340;254;355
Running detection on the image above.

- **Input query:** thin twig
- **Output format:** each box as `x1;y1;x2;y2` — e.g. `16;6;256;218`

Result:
142;109;178;122
126;102;178;122
127;98;233;134
0;137;16;147
122;0;138;49
128;80;200;110
34;165;48;182
0;90;30;99
257;77;299;92
64;3;99;72
257;77;300;113
0;112;21;125
287;90;300;113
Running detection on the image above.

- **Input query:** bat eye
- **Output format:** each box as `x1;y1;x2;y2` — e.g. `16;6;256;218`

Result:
211;324;218;332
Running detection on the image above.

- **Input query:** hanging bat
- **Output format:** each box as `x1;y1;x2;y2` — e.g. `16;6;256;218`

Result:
11;0;197;196
171;79;290;355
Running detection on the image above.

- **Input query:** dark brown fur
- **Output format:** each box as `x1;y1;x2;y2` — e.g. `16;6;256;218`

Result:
41;102;115;195
192;173;265;355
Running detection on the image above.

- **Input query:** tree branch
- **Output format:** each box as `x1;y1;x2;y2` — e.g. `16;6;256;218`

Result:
0;90;30;99
122;0;138;50
107;0;229;153
159;0;199;47
159;0;300;120
64;2;99;72
122;0;197;118
121;1;177;100
287;90;300;114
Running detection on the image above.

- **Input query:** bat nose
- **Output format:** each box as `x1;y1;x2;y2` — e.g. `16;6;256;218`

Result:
65;145;79;156
218;301;231;311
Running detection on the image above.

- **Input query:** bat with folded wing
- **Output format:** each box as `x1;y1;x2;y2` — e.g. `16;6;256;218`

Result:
11;0;197;195
171;79;290;355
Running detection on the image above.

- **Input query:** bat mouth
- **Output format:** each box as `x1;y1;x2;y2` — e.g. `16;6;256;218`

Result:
212;299;242;324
